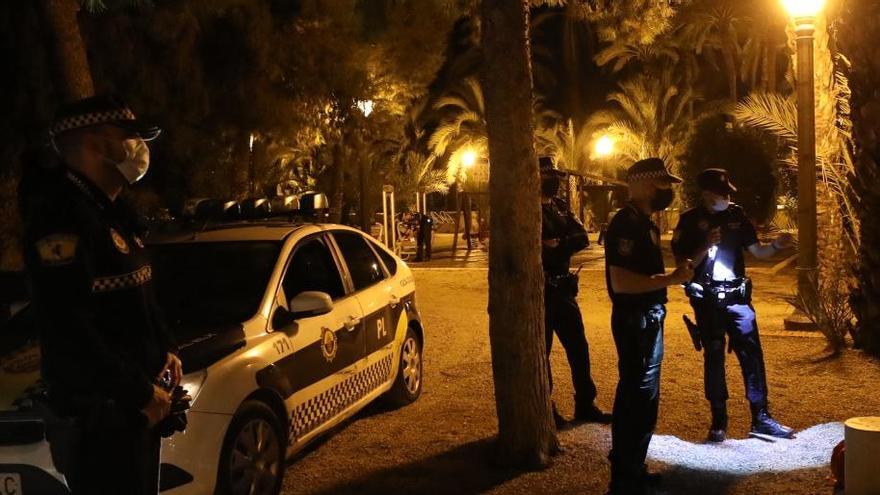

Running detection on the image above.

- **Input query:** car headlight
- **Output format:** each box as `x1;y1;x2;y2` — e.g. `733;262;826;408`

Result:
179;370;207;404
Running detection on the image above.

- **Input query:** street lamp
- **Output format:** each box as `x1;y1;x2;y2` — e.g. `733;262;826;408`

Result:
783;0;824;324
461;149;478;169
594;134;615;159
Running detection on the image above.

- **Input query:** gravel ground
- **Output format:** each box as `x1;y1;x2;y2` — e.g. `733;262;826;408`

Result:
281;268;880;495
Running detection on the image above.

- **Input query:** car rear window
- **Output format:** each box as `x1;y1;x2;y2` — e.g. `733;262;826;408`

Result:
369;239;397;276
333;231;386;291
151;241;280;335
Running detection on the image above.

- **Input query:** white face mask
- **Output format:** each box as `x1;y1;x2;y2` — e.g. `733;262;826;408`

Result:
710;198;730;212
112;138;150;184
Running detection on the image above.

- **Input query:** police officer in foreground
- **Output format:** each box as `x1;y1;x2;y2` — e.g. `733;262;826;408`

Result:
540;157;610;426
604;158;694;495
672;169;795;443
21;95;181;494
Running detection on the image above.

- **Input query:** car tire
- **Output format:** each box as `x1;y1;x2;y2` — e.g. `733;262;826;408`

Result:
385;327;423;407
216;400;286;495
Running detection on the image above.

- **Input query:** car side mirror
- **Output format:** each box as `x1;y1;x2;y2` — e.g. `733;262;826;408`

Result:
289;291;334;319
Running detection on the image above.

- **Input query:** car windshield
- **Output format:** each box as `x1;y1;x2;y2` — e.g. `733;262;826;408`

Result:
150;241;281;335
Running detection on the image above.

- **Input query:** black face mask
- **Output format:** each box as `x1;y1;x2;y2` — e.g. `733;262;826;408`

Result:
650;188;674;211
541;176;561;198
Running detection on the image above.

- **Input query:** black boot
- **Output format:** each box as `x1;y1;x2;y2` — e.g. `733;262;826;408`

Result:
708;403;728;443
574;402;613;425
750;404;794;440
552;402;567;429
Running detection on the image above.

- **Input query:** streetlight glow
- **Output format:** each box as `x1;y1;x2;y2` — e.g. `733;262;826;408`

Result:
781;0;826;19
594;134;615;158
356;99;374;117
461;149;478;168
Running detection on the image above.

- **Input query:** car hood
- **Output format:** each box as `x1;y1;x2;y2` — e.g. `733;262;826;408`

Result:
175;323;246;374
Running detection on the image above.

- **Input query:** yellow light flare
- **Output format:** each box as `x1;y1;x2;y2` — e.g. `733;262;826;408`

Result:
781;0;826;18
461;149;478;168
594;134;615;158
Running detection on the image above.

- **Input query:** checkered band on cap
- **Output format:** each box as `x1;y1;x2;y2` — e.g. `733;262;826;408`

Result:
50;108;137;138
627;170;674;181
92;265;152;293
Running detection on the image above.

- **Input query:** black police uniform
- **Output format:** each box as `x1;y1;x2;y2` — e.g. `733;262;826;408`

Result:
22;166;174;494
416;213;433;261
672;204;770;419
604;203;666;491
542;197;598;412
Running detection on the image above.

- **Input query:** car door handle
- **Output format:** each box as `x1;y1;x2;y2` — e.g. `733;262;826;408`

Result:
389;295;400;308
344;316;361;331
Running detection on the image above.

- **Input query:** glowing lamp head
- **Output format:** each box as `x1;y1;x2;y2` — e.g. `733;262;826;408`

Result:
356;99;374;117
594;134;615;158
781;0;826;19
461;149;478;168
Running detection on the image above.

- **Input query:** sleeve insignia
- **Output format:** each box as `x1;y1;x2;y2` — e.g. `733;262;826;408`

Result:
618;238;634;257
110;228;130;254
35;234;79;266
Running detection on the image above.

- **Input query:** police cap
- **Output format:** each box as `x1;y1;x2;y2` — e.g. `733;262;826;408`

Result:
697;168;737;195
626;157;681;183
50;94;161;141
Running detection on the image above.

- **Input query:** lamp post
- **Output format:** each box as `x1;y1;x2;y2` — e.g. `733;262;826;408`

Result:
783;0;824;312
248;132;255;197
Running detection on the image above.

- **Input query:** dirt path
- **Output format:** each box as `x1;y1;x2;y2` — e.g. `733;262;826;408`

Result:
281;269;880;495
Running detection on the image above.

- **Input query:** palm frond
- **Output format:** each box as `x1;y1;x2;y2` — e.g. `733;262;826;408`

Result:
733;93;798;143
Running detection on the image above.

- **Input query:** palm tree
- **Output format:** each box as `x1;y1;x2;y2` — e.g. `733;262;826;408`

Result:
838;0;880;356
426;77;489;187
42;0;101;101
481;0;558;468
676;0;746;103
589;69;704;173
594;35;681;74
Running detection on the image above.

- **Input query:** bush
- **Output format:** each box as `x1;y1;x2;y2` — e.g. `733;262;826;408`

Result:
681;116;779;223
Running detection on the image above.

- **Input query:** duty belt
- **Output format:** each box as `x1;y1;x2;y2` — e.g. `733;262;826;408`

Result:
684;277;752;306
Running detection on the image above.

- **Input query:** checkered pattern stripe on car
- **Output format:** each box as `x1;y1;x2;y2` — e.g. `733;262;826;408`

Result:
92;265;152;293
289;353;394;440
50;109;136;137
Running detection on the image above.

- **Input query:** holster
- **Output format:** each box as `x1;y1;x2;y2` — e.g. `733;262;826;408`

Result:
685;278;752;308
546;272;579;295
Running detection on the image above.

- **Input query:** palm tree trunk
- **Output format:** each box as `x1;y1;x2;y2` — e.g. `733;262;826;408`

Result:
329;140;345;224
481;0;558;468
42;0;94;101
838;0;880;356
723;45;738;103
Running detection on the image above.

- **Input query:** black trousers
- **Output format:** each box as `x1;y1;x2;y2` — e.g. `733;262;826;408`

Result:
609;303;665;488
693;302;769;408
416;227;432;260
61;401;161;495
545;277;597;408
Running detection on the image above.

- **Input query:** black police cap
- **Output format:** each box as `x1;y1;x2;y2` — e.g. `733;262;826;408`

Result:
626;157;682;183
539;156;565;177
50;94;161;141
697;168;737;195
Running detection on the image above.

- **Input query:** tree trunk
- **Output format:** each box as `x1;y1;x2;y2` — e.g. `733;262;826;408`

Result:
328;140;346;224
722;44;738;103
481;0;558;468
42;0;94;101
838;0;880;356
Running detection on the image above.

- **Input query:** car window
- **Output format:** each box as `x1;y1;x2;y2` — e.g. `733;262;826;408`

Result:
151;241;281;333
282;237;346;301
369;239;397;276
333;231;386;291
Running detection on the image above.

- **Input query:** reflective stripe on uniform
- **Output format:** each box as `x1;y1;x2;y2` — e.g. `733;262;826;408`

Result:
92;265;152;293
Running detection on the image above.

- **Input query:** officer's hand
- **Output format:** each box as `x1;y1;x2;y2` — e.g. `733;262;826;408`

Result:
773;233;795;250
141;384;172;428
706;227;722;247
161;353;183;389
669;260;695;285
543;238;560;248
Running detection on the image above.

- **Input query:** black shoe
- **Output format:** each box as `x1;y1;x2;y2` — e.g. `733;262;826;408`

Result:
574;403;613;424
750;408;794;440
552;403;567;429
708;403;728;443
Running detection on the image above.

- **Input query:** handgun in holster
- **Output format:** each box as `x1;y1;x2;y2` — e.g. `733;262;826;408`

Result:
682;315;703;352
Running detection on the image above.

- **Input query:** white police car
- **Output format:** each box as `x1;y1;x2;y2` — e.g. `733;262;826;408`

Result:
0;212;424;494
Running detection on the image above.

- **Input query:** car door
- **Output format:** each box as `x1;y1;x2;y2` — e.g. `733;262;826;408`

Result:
267;234;365;441
330;231;397;365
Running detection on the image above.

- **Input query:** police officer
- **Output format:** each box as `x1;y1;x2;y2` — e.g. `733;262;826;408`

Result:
415;211;433;261
21;95;180;494
540;157;610;425
604;158;693;495
672;169;794;443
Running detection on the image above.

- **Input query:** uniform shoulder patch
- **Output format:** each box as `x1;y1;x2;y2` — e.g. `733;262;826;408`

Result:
617;238;634;257
35;234;79;266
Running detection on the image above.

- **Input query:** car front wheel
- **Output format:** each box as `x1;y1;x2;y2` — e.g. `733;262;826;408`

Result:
216;400;285;495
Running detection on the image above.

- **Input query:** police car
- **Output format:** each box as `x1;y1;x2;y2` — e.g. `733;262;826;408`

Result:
0;195;425;495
